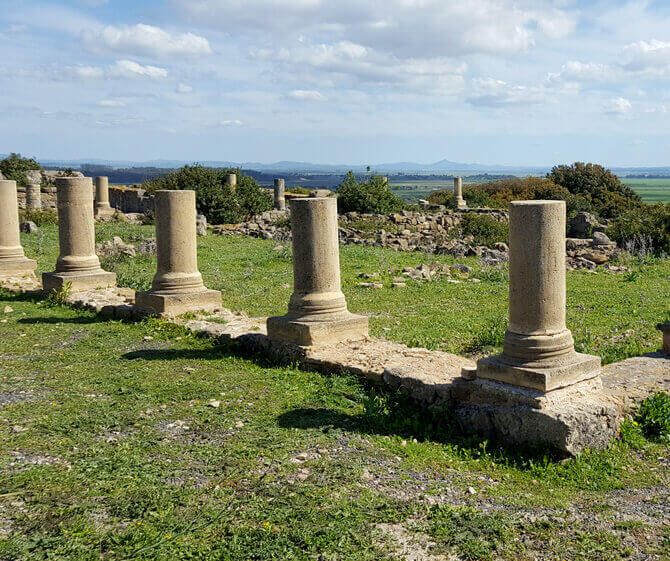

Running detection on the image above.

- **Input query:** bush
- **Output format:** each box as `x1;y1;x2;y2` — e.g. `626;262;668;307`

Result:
0;153;42;186
427;185;493;209
607;203;669;256
548;162;643;219
287;187;312;196
336;171;404;214
635;392;670;442
143;165;272;224
19;208;58;226
459;213;509;246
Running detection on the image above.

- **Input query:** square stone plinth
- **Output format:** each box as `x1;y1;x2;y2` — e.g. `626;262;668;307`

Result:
0;258;37;277
476;352;601;392
266;313;369;346
135;289;222;316
42;271;117;294
95;207;116;218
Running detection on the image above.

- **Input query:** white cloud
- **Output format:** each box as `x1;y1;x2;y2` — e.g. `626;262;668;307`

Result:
467;78;550;108
99;98;127;107
82;23;211;58
603;97;632;115
63;60;168;80
622;39;670;76
108;60;168;79
176;83;194;93
289;90;325;101
548;61;615;84
220;119;243;127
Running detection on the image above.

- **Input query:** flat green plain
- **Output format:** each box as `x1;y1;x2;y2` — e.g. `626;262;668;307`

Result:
622;178;670;203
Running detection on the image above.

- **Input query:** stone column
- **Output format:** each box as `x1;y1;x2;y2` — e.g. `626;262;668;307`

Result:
0;180;37;277
226;173;237;193
274;178;286;210
454;177;466;209
476;200;600;391
94;176;114;216
135;190;222;316
267;197;368;346
42;177;116;293
25;183;42;210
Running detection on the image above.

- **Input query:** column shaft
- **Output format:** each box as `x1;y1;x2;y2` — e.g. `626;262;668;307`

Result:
26;184;41;210
274;178;286;210
0;181;24;259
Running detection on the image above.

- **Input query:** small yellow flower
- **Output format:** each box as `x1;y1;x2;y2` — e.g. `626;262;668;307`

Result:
166;534;171;539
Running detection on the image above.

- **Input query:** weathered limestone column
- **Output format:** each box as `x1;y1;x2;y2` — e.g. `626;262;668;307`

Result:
267;197;368;346
135;190;222;315
274;178;286;210
25;183;42;210
454;177;467;209
476;200;600;391
226;174;237;193
42;177;116;293
94;176;114;216
0;180;37;277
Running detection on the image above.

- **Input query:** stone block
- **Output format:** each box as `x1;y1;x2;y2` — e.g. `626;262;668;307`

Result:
267;313;368;346
135;289;222;316
42;271;117;293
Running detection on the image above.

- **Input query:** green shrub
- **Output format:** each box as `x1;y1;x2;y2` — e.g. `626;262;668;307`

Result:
287;186;312;196
459;213;509;246
548;162;643;219
336;171;404;214
0;152;42;186
143;165;271;224
607;203;669;256
19;208;58;226
428;186;494;209
635;392;670;442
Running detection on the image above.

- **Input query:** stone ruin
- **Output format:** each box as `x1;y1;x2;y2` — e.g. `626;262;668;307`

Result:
1;179;668;455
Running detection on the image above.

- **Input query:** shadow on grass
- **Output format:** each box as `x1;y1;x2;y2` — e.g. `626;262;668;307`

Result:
18;316;104;325
276;398;571;468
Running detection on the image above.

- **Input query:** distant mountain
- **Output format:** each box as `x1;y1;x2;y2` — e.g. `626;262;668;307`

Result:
24;156;670;176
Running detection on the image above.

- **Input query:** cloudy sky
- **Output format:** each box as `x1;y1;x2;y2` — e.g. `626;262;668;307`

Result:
1;0;670;166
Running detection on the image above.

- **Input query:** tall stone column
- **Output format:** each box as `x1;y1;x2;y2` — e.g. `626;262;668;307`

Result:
135;190;222;316
267;197;368;346
0;180;37;277
94;176;114;216
226;173;237;193
476;200;600;391
25;183;42;210
274;178;286;210
42;177;116;293
454;177;466;209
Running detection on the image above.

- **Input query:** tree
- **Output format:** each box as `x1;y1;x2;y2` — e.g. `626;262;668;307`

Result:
336;171;404;214
143;165;271;224
0;153;42;186
547;162;642;219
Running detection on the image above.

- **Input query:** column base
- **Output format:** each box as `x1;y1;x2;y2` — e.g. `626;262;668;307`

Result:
42;270;116;294
95;205;116;217
455;199;467;209
476;351;601;392
0;258;37;277
135;289;222;316
266;312;369;346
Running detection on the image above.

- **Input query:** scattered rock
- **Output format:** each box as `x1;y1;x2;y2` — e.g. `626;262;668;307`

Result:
19;221;38;234
4;306;13;314
137;238;157;255
568;212;598;238
196;214;208;237
96;237;136;258
207;399;220;408
592;231;614;246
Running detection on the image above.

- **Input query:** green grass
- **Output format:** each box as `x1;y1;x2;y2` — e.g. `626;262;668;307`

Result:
622;178;670;203
0;223;668;559
21;223;669;362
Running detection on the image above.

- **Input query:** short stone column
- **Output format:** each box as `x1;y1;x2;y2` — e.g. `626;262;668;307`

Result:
226;173;237;193
454;177;466;209
0;180;37;277
25;183;42;210
267;197;368;346
135;190;222;316
274;179;286;210
476;200;600;391
42;177;116;293
94;176;114;216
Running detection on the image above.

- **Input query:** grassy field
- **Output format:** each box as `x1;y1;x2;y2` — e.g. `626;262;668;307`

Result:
622;178;670;203
391;178;670;204
0;224;668;560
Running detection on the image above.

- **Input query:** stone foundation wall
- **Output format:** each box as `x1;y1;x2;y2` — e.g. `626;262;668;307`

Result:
108;185;155;214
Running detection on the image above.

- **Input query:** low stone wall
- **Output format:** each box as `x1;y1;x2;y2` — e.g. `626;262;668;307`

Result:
16;186;57;209
108;185;154;214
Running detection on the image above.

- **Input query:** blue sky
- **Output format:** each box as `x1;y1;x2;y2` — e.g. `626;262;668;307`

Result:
1;0;670;166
